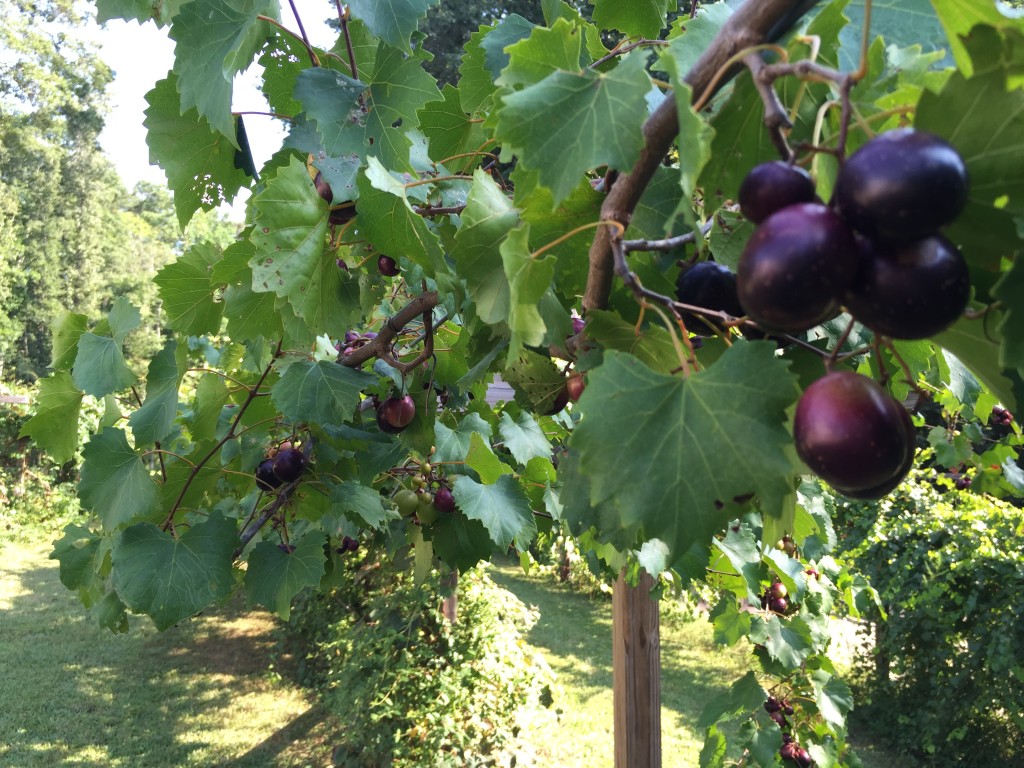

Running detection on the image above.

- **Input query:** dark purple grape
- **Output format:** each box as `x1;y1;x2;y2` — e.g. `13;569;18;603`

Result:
272;447;307;483
377;395;416;433
795;372;915;498
844;235;970;339
314;171;333;204
674;261;743;334
768;582;788;600
378;255;400;276
433;485;456;514
834;128;968;245
256;459;282;491
769;597;789;614
739;161;817;224
737;203;857;333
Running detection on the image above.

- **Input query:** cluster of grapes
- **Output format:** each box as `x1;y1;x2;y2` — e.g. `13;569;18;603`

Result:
764;696;813;766
392;456;456;525
255;440;307;491
992;406;1015;429
676;129;969;500
761;580;791;615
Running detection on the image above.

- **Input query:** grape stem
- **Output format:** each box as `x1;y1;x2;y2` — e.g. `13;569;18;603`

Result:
622;218;713;253
334;1;359;78
339;291;440;369
583;0;826;313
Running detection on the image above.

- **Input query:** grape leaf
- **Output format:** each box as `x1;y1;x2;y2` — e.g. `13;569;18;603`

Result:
935;316;1024;412
128;341;184;446
355;157;446;275
570;343;798;568
113;511;237;630
709;596;752;646
659;3;733;78
712;526;763;603
144;74;251;228
698;671;766;728
458;24;499;114
248;156;331;307
330;481;399;528
50;523;105;603
466;432;514;484
500;350;567;413
91;589;129;634
245;531;327;620
750;614;815;669
79;429;159;531
480;14;536;78
108;296;142;344
700;726;727;768
584;310;681;375
50;311;89;371
498;411;551;466
346;0;439;52
18;371;83;465
154;243;225;336
416;85;489;170
497;18;585;89
169;0;277;140
72;333;137;398
452;474;536;550
294;44;438;170
591;0;673;39
494;52;651;204
270;360;378;428
451;170;519;324
434;412;493;464
95;0;184;25
929;0;1010;73
259;33;307;116
994;257;1024;370
501;224;555;361
191;373;230;443
430;510;494;572
811;669;854;732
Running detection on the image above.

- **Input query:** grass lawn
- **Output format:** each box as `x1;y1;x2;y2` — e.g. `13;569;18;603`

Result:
1;532;905;767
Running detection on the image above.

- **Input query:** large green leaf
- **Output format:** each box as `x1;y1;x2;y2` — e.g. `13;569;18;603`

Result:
113;511;237;630
245;531;327;620
346;0;440;52
501;224;555;362
154;243;225;336
935;316;1024;411
330;481;399;528
434;412;494;464
497;18;585;89
169;0;277;140
417;84;489;169
452;474;536;550
49;311;89;371
270;360;377;428
355;157;446;275
79;428;159;531
570;343;798;567
811;669;854;732
494;52;651;204
248;156;331;307
750;614;815;669
591;0;674;39
928;0;1011;73
498;411;551;466
95;0;185;25
451;170;520;324
19;371;83;465
144;74;251;228
698;671;766;729
994;257;1024;370
50;523;105;604
128;341;183;446
72;333;137;398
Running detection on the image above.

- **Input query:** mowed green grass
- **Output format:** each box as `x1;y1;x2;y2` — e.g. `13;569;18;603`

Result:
0;540;336;768
1;535;904;767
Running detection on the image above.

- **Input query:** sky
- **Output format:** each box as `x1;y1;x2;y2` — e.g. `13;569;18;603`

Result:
87;9;338;216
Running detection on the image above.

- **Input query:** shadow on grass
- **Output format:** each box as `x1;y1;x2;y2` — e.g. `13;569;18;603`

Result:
0;542;328;768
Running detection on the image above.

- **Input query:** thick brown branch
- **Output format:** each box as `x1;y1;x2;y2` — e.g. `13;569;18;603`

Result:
583;0;824;312
339;291;440;368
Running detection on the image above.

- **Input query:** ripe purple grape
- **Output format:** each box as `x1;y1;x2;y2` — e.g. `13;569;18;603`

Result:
433;485;456;514
844;235;970;339
769;597;789;614
255;458;282;491
272;447;307;483
739;161;817;224
377;395;416;433
378;255;400;276
794;372;915;498
674;261;743;334
314;171;333;204
737;203;858;333
834;128;968;245
768;581;788;600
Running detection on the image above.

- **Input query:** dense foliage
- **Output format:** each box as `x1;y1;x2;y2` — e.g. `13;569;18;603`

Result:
829;472;1024;765
284;556;555;767
18;0;1024;765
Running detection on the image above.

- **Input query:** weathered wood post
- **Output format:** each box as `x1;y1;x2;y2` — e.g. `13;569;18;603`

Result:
613;568;661;768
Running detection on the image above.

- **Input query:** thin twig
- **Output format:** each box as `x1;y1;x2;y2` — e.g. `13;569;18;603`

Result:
335;1;359;78
623;219;713;253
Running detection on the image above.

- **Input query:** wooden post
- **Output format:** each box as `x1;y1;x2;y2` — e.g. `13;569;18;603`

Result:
613;568;661;768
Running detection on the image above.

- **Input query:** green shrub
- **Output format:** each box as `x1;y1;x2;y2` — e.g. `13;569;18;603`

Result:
284;553;557;767
828;471;1024;765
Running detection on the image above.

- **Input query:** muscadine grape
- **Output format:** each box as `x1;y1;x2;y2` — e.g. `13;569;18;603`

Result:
674;261;743;334
256;459;282;491
737;203;857;333
272;447;306;482
844;235;969;339
378;255;400;276
834;128;968;246
313;171;333;204
377;395;416;433
769;581;788;600
738;161;816;224
794;372;915;498
769;597;789;614
434;485;456;514
394;488;419;517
